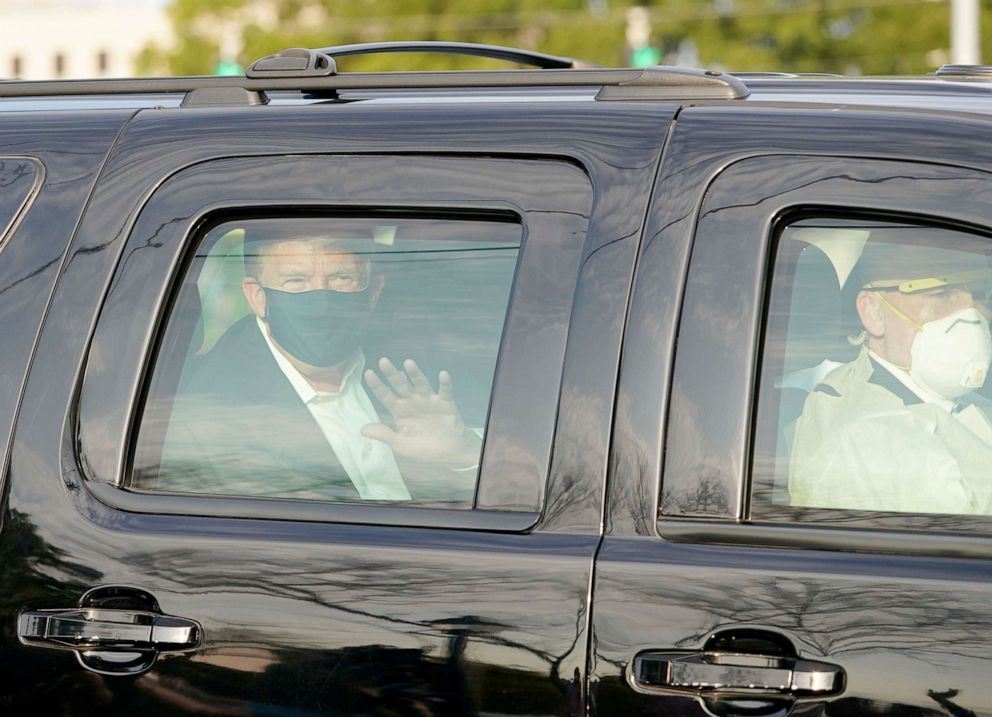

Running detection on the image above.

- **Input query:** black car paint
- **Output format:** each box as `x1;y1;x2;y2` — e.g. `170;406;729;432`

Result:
0;111;132;482
599;107;992;716
1;100;673;714
0;83;989;717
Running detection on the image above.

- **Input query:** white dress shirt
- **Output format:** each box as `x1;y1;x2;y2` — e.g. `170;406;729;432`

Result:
257;318;411;500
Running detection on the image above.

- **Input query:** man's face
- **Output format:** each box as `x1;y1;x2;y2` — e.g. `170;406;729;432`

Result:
243;239;370;321
859;279;989;367
241;238;380;376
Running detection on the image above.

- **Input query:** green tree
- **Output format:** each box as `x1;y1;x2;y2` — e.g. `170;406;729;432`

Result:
138;0;992;77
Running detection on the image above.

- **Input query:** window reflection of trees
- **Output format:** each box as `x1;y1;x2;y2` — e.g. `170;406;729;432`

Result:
109;538;592;715
591;559;992;715
0;510;109;713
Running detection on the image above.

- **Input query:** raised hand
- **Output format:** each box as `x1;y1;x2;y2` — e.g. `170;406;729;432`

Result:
361;357;482;468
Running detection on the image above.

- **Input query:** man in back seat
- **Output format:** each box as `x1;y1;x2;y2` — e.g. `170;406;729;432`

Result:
789;237;992;515
154;228;481;503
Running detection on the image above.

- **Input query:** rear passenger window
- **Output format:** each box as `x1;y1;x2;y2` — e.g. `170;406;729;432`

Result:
132;215;521;508
752;217;992;525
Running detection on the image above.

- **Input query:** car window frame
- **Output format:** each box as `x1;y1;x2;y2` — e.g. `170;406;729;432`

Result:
128;211;525;508
0;156;44;252
751;213;992;532
75;153;594;531
650;154;992;557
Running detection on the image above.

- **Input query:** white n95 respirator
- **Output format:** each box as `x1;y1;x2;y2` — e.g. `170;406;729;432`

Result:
910;307;992;400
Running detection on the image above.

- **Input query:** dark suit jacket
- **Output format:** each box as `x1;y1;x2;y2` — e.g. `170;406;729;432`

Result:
149;316;475;505
153;316;362;501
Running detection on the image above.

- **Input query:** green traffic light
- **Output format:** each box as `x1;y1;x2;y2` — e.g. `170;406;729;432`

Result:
214;60;244;76
629;46;662;68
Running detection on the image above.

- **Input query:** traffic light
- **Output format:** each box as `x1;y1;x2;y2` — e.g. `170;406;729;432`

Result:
630;45;663;67
214;59;244;76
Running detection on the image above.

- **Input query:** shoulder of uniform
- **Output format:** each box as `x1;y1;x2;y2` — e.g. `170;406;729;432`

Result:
811;383;842;397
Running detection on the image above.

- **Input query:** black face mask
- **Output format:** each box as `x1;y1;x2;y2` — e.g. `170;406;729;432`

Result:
263;288;370;367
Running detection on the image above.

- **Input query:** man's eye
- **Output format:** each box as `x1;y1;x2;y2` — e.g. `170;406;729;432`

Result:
329;275;358;288
283;277;306;287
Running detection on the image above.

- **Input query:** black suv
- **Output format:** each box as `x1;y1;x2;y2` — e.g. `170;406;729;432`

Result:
2;42;991;717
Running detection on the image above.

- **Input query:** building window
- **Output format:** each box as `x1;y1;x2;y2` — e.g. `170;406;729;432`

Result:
54;53;66;78
97;50;109;75
11;55;22;78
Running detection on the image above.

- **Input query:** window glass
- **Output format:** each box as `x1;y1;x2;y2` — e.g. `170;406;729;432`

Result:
132;215;521;508
752;218;992;522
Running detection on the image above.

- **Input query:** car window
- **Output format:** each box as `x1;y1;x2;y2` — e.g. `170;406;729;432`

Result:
0;157;42;250
131;215;521;509
752;217;992;525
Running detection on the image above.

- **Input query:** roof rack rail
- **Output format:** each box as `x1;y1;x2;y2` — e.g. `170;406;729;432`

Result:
244;41;591;81
0;42;749;104
935;64;992;79
309;41;593;70
730;71;801;79
730;71;844;79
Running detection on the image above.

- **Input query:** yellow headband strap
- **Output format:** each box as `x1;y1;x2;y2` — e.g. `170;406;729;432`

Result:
897;268;992;294
863;269;992;295
867;287;924;332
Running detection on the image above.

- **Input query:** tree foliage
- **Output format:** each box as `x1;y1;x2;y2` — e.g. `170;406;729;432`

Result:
138;0;992;76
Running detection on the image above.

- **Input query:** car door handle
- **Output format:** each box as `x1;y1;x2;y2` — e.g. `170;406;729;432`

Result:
633;651;845;696
18;607;200;652
19;587;203;675
19;606;202;676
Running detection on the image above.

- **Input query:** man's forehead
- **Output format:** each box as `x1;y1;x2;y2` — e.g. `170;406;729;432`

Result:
257;237;364;261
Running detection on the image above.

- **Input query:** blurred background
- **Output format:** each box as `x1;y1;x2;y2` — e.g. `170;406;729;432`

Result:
1;0;989;80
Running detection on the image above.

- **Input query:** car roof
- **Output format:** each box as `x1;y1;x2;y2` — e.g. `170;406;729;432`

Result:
741;76;992;115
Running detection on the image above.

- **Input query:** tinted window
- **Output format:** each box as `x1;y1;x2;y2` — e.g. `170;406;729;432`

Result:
132;215;521;508
753;218;992;525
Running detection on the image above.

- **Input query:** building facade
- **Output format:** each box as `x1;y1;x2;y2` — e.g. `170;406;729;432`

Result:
1;0;171;80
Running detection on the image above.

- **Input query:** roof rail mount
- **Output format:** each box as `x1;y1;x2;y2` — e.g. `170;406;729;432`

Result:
181;86;268;108
596;66;748;101
247;49;336;79
935;64;992;78
309;41;591;70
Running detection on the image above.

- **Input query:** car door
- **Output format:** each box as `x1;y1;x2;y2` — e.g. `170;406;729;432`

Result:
594;107;992;717
2;99;672;714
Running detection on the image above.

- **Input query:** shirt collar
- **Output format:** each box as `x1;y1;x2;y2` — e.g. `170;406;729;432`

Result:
867;348;956;411
256;317;364;404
